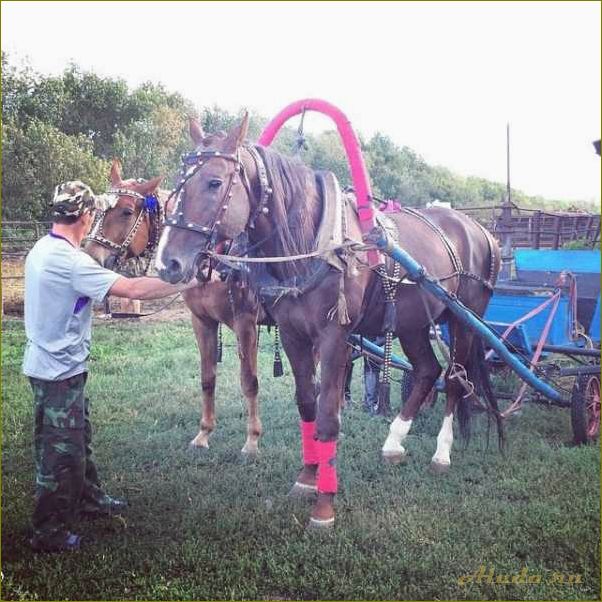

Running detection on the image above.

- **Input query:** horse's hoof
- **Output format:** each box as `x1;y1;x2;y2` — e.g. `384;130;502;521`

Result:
429;460;450;475
382;451;407;465
240;449;259;462
189;440;209;451
288;482;318;499
307;516;335;531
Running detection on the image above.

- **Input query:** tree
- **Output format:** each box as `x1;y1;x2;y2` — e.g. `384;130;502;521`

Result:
2;53;592;222
305;130;351;187
112;105;190;187
2;119;109;221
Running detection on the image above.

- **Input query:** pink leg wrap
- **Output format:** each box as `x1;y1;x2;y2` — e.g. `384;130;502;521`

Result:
300;421;318;465
316;440;338;493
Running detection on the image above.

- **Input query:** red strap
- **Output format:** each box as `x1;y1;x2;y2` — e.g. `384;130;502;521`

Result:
300;421;318;465
316;440;338;493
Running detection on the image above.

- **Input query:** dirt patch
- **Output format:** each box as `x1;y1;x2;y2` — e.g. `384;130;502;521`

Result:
2;265;192;324
1;248;191;322
96;295;192;323
2;256;26;315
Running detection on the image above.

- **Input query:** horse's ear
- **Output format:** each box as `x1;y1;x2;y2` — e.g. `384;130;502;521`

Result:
137;175;164;196
110;159;123;186
223;112;249;153
189;117;205;146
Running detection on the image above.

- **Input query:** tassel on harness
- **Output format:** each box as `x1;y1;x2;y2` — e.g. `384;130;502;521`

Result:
376;262;401;416
217;323;223;363
273;325;284;377
336;273;351;326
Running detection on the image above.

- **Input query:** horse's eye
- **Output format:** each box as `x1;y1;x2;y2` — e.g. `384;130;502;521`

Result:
208;178;223;190
122;208;134;217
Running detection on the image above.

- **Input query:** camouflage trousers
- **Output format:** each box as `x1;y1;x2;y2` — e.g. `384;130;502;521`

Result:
29;372;106;545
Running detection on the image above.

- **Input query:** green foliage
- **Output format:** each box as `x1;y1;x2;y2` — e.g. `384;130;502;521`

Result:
2;53;597;222
306;130;352;187
2;118;109;221
562;237;600;250
113;105;190;188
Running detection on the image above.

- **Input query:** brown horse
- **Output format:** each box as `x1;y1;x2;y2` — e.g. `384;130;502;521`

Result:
156;114;503;528
84;159;264;456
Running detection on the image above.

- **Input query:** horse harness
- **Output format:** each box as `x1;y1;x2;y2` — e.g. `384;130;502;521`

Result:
86;187;164;274
164;145;273;250
399;207;496;292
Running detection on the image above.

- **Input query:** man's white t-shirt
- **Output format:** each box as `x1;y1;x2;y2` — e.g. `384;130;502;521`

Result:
22;233;120;380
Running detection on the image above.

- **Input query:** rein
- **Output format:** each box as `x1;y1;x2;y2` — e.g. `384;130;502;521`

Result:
207;239;372;269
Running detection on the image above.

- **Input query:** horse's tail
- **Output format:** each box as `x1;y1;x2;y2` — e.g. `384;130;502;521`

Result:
456;337;505;450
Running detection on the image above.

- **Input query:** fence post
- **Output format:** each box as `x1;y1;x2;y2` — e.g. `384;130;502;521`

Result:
553;216;562;249
532;211;541;249
498;197;514;280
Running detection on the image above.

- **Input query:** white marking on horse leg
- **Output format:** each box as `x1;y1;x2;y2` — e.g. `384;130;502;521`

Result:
241;438;259;456
190;429;210;448
154;226;174;271
432;413;454;466
382;416;413;457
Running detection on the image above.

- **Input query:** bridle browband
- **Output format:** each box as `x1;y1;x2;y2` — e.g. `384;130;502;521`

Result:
163;145;272;253
85;187;164;272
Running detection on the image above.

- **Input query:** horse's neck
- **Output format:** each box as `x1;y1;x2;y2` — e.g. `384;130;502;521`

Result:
249;178;322;282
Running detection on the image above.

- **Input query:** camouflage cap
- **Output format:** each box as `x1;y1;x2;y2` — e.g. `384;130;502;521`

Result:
50;181;99;218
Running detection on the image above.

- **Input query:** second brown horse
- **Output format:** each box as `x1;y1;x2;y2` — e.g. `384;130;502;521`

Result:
84;159;264;456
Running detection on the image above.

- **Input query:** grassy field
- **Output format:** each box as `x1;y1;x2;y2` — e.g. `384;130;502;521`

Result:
1;315;600;601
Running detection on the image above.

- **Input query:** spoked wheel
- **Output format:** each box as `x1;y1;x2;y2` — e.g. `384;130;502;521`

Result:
571;373;601;444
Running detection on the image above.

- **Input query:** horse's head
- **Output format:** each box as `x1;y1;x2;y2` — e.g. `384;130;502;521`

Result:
156;114;258;284
84;160;164;270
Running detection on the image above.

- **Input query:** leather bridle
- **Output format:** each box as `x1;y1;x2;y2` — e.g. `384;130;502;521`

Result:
85;188;163;272
163;145;273;254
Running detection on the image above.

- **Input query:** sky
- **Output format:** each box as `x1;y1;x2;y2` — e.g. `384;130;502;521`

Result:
2;1;600;204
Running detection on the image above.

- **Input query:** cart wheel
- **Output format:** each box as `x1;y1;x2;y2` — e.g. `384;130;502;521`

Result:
571;374;601;444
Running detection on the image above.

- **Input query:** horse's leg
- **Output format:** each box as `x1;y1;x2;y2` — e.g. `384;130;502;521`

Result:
382;326;441;462
431;318;474;474
308;327;349;528
189;314;219;449
278;329;319;498
233;314;262;457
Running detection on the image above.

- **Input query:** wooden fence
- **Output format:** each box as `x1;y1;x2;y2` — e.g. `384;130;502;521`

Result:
497;210;600;249
2;207;600;313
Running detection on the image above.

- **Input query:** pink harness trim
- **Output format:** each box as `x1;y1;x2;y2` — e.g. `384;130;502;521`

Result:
316;440;338;493
300;420;319;465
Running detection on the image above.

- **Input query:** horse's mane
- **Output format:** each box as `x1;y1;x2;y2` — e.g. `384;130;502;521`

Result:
255;146;322;281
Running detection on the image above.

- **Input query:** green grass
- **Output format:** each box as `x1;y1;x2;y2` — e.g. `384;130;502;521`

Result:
2;316;600;601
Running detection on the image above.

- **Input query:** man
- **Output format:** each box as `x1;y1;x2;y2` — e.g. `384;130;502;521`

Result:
23;181;195;553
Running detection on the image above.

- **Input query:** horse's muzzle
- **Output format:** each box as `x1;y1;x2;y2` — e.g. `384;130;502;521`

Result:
158;259;186;284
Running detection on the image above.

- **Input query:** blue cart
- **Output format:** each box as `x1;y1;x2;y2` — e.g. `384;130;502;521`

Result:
363;234;601;445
